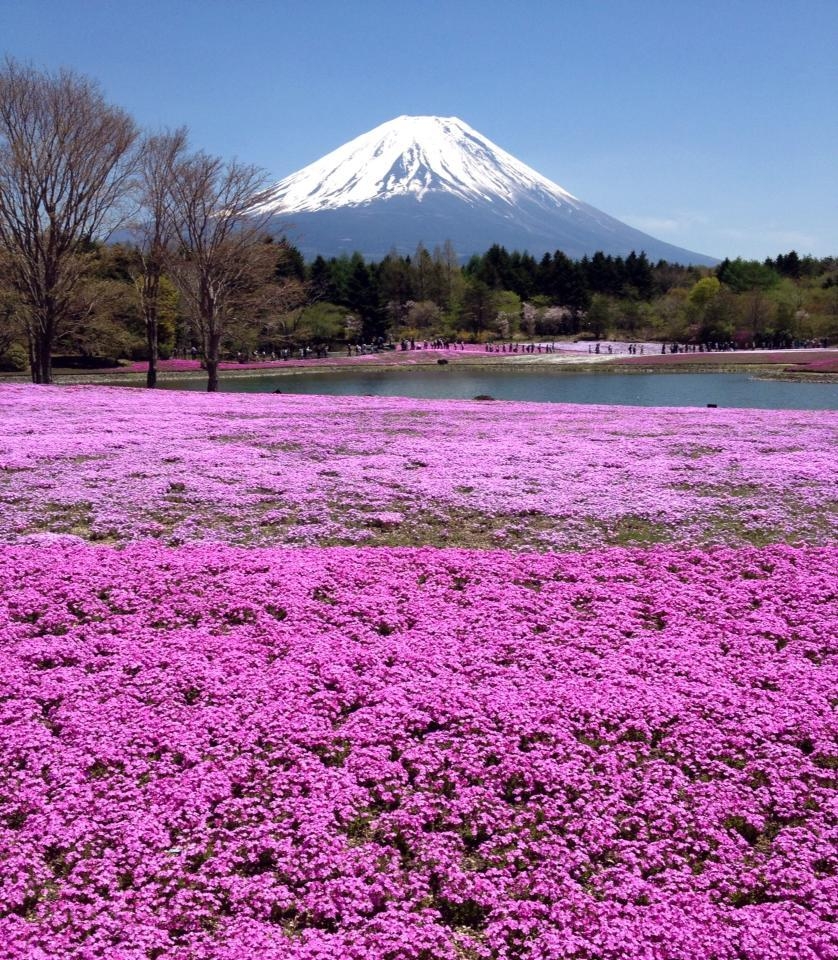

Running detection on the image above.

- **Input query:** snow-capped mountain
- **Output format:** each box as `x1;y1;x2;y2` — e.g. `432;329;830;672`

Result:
259;116;716;265
259;116;579;213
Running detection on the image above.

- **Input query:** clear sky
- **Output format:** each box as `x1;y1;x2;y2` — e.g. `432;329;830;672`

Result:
2;0;836;261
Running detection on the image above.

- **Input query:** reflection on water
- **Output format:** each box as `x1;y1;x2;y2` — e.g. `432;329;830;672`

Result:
150;368;838;410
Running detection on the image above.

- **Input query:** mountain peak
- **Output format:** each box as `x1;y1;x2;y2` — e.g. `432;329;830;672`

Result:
259;117;717;266
260;114;579;214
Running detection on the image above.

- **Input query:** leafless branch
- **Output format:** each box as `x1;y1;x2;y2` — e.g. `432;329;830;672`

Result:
0;57;140;382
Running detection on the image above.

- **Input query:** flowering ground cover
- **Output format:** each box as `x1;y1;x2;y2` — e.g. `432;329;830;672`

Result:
0;541;836;959
1;384;836;958
784;357;838;375
613;350;838;369
0;384;835;551
84;347;838;378
105;345;546;377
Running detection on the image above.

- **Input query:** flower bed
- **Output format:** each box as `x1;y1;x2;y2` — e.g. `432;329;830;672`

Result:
0;541;835;959
1;384;835;958
110;345;521;376
613;349;838;369
783;357;838;375
1;385;835;550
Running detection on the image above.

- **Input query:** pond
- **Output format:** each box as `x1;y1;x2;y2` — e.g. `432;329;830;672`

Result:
150;367;838;410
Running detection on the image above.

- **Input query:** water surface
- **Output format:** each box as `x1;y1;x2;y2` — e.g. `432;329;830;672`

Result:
152;367;838;410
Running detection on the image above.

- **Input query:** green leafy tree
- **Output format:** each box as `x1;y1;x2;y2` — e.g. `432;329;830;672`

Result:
460;278;498;335
494;290;522;338
716;258;779;293
688;276;722;308
56;275;141;361
584;294;614;339
297;301;346;343
378;249;414;331
698;289;736;343
650;289;690;341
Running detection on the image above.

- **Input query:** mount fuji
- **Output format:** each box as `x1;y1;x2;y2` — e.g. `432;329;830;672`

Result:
258;116;717;265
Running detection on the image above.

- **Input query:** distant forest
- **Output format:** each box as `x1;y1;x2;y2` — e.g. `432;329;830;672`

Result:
2;240;835;375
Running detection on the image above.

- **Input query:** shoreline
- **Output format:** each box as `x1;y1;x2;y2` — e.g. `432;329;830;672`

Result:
2;347;837;387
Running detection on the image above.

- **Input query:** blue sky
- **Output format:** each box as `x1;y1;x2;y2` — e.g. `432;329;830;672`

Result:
3;0;836;260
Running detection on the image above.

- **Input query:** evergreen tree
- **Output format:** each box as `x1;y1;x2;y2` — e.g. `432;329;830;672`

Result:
308;255;338;302
273;238;306;281
624;251;653;300
716;258;779;293
412;243;435;301
774;252;792;279
345;256;384;339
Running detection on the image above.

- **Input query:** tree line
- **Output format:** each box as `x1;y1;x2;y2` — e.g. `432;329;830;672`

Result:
1;60;836;391
291;245;837;349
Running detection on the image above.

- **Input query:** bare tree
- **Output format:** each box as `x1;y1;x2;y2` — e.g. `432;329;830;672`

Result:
0;269;25;366
166;151;275;391
132;127;187;388
0;59;140;383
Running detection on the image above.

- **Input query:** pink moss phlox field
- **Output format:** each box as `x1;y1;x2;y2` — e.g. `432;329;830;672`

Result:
0;542;836;960
0;384;835;549
615;350;838;368
784;358;838;375
114;345;504;375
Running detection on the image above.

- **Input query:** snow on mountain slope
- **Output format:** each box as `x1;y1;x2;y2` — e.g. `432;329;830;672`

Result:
257;116;717;265
258;115;580;214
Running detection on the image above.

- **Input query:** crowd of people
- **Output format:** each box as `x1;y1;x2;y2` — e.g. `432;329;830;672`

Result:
231;345;331;362
186;335;832;366
659;338;831;353
397;338;472;351
484;342;560;353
